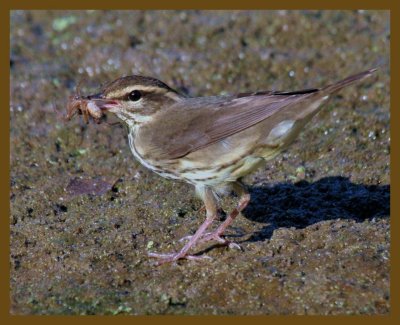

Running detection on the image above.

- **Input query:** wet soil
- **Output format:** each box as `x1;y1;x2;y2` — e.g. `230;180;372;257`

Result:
10;10;390;315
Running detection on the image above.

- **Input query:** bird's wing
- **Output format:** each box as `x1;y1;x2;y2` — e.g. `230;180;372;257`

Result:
141;68;376;160
140;89;320;160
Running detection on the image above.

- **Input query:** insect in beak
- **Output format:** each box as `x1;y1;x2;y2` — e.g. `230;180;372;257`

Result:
66;93;118;124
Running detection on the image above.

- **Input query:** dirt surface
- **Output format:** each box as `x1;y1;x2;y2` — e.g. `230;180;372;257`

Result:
10;10;390;315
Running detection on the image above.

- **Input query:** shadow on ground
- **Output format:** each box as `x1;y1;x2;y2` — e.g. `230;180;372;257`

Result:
240;176;389;242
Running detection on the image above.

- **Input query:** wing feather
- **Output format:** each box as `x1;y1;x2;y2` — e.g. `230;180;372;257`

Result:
141;91;317;160
138;68;376;160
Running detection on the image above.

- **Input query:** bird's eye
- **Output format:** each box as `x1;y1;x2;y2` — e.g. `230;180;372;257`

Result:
128;90;142;101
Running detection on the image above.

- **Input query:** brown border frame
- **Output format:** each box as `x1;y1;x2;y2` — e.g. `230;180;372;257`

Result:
3;0;397;323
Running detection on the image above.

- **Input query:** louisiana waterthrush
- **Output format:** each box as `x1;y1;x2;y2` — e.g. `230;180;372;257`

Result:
67;68;376;264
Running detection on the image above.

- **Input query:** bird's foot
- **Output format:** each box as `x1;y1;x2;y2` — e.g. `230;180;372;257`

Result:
148;251;212;265
202;233;242;250
179;232;242;250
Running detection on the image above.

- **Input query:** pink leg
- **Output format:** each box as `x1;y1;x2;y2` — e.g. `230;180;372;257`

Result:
148;186;218;265
201;182;250;247
180;182;251;249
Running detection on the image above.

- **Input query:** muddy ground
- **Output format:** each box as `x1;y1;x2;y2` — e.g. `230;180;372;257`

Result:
10;10;390;315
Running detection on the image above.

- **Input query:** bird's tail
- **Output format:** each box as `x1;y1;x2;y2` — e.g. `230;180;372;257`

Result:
321;67;378;94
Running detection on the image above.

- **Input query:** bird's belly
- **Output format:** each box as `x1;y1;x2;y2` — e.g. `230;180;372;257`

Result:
175;118;310;185
227;156;265;180
177;155;264;186
127;116;312;186
174;130;266;185
128;131;182;180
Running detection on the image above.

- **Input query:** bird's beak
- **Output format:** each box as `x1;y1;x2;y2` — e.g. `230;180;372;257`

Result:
85;93;119;111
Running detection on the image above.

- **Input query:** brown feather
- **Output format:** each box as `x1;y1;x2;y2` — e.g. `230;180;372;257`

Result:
137;68;377;160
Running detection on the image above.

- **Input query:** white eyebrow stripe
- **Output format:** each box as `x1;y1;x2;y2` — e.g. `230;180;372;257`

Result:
165;91;184;101
106;85;170;98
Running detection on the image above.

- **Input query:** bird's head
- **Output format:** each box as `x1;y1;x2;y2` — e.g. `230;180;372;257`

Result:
83;75;183;125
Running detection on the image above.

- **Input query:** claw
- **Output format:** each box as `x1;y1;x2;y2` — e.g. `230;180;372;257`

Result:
148;251;212;265
178;232;242;250
178;231;213;243
201;233;243;250
178;235;193;243
228;242;243;251
146;185;249;265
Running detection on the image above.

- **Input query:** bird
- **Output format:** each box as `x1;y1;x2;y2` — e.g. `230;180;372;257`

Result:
67;67;377;264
